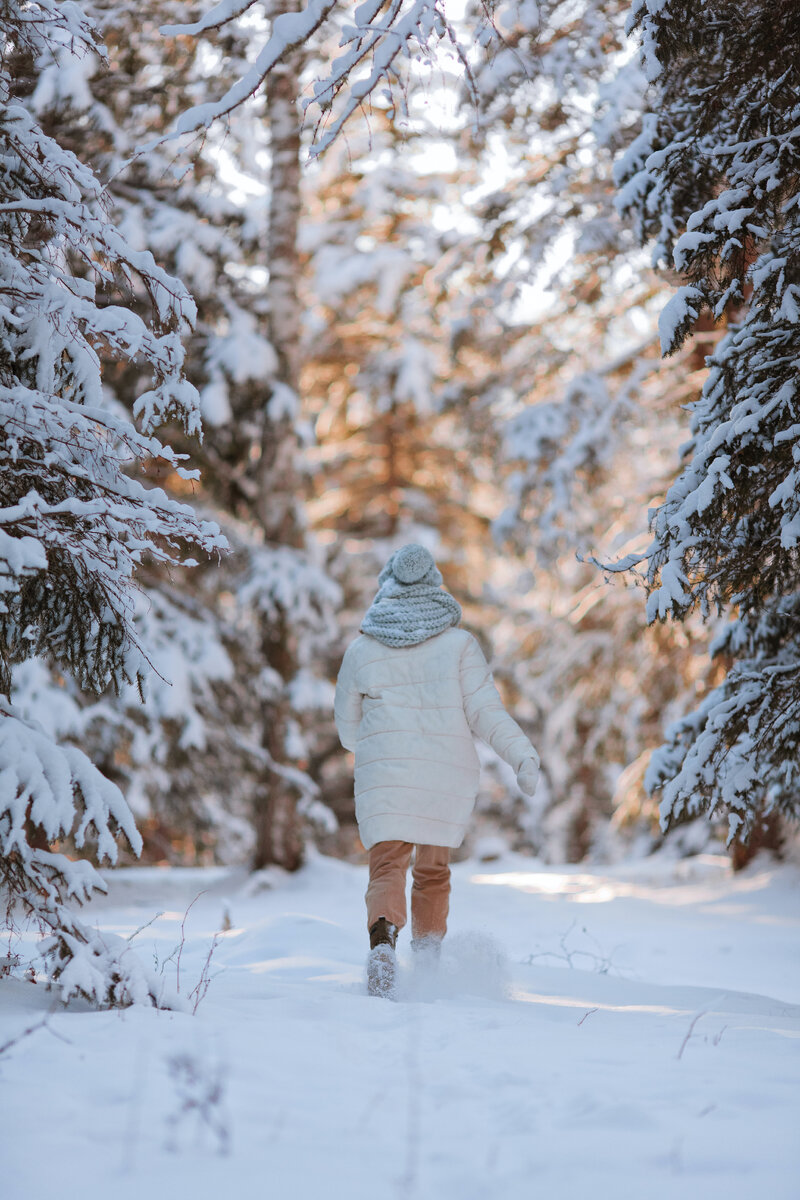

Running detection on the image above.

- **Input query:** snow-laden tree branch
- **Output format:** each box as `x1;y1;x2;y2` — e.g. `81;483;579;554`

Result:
0;0;224;1004
617;0;800;842
157;0;468;157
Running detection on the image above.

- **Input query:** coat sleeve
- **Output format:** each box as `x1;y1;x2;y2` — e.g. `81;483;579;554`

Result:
334;643;362;752
459;634;538;774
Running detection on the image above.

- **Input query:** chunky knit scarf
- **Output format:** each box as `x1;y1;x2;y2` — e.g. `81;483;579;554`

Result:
360;544;462;648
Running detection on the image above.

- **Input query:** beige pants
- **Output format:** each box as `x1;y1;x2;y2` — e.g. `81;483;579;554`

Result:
365;840;451;939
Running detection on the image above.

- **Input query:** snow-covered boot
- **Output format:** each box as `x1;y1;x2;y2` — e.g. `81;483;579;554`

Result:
367;917;398;998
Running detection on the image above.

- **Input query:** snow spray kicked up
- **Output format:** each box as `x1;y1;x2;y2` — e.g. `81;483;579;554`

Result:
397;931;511;1003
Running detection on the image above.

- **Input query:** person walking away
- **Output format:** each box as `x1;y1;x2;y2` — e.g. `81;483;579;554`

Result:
334;544;540;998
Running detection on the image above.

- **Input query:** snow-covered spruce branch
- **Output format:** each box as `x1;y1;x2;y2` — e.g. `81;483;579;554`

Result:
227;729;320;797
302;0;478;158
8;0;100;55
496;343;657;561
647;599;800;842
0;381;224;696
0;706;177;1006
156;0;469;157
156;0;339;142
0;137;198;431
617;0;800;839
160;0;263;37
0;1;225;1004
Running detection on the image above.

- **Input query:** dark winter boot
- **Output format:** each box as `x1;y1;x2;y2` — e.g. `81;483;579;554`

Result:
367;917;398;998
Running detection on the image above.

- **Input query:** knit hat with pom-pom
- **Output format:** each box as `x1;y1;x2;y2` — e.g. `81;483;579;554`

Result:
361;543;461;647
392;543;435;584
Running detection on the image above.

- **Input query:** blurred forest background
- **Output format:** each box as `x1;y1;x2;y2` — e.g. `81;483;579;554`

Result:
5;0;792;886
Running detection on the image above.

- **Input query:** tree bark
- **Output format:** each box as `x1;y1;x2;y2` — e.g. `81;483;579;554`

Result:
252;0;306;872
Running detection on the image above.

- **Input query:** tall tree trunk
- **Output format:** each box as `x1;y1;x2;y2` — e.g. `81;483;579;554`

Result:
252;0;306;871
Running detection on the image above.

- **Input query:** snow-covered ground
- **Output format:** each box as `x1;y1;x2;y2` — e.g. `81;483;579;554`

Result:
2;850;799;1200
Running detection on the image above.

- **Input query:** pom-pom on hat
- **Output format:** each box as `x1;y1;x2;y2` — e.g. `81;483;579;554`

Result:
393;543;435;584
376;543;443;588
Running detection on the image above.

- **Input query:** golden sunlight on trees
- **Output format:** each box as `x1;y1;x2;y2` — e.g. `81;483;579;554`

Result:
4;0;792;898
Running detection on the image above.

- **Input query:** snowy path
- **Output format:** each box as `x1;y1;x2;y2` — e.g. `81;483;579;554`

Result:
2;852;799;1200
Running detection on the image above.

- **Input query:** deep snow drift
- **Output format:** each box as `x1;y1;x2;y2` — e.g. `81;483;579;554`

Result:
2;850;799;1200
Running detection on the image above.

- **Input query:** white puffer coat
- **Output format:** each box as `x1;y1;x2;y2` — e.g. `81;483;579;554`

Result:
334;627;538;849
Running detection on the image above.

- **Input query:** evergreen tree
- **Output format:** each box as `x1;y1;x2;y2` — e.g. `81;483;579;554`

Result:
615;0;800;849
0;1;222;1000
13;0;341;869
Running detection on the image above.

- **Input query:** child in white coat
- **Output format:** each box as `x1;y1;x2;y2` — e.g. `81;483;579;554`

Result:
334;544;539;996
